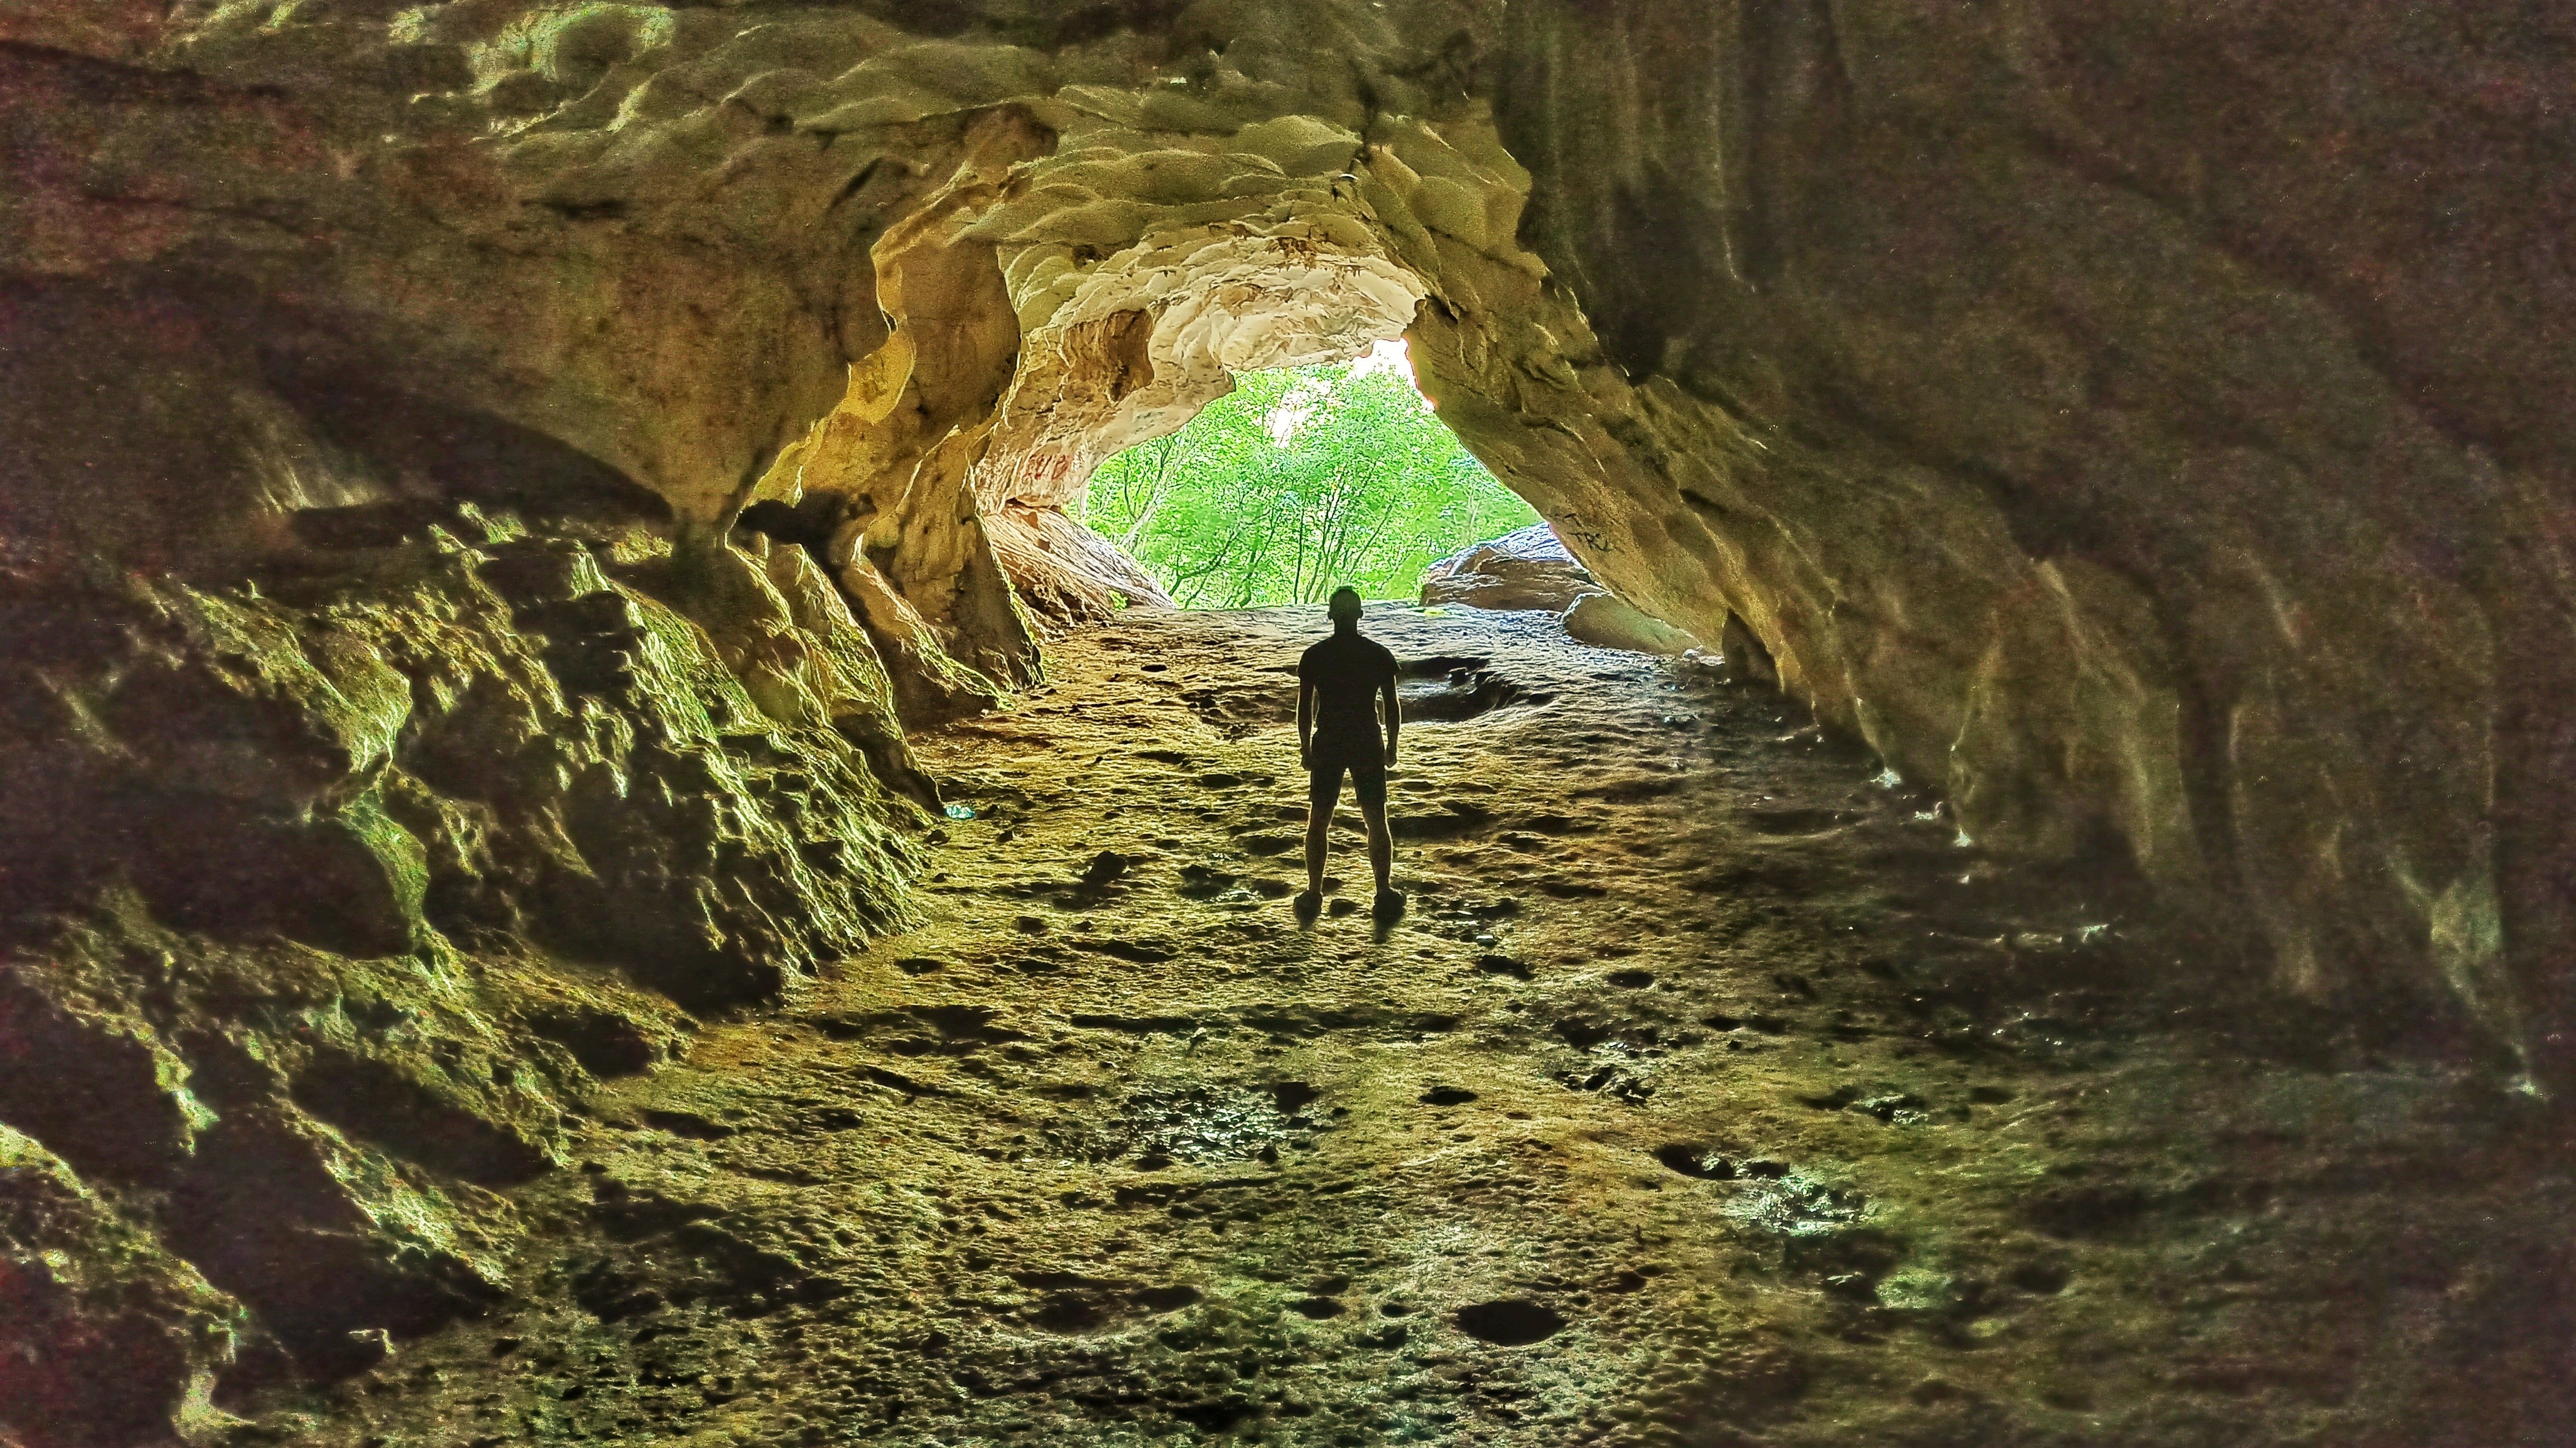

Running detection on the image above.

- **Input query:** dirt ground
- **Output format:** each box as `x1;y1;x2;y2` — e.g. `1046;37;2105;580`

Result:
253;603;2576;1447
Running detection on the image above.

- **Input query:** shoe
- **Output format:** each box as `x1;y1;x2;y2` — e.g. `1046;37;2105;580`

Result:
1292;889;1323;921
1372;887;1405;920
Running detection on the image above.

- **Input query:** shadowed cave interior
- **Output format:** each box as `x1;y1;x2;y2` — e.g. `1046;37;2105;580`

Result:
3;2;2575;1445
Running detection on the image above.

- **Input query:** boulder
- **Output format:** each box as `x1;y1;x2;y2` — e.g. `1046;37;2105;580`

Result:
1563;591;1704;656
988;500;1177;625
1421;524;1599;612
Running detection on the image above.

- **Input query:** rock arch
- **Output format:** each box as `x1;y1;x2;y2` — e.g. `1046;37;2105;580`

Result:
4;0;2574;1434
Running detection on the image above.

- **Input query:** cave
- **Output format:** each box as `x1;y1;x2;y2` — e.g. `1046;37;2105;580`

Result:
4;2;2574;1445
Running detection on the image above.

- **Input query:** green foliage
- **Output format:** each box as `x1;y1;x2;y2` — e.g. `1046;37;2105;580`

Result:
1083;360;1539;608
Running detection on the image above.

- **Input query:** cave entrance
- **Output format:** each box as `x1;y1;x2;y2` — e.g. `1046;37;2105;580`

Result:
1077;341;1537;610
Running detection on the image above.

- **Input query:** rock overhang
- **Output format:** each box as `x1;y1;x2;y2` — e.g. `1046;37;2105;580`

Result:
7;0;2576;1435
6;0;2568;1070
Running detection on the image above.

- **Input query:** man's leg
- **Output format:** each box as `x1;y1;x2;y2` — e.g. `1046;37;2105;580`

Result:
1354;767;1394;896
1360;800;1393;891
1304;765;1342;899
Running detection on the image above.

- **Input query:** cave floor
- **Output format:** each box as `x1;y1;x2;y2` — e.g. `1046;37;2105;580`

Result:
258;605;2575;1448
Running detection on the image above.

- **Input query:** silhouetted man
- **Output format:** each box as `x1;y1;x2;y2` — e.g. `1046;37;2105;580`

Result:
1296;586;1401;920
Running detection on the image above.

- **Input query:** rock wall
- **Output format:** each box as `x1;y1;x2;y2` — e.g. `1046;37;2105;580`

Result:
6;0;2575;1437
0;511;926;1432
1474;0;2576;1092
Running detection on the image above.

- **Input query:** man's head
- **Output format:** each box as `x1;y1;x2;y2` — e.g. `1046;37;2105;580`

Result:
1326;586;1364;624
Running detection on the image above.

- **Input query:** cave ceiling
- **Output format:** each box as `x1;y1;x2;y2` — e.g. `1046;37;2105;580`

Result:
4;0;2575;1437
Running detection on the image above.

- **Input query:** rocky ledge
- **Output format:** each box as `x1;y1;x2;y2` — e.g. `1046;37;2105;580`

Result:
0;508;928;1436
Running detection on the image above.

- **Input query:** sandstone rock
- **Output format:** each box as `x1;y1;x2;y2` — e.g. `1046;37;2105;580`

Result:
0;0;2552;1072
1720;614;1780;689
0;513;923;1423
987;500;1175;624
1563;591;1704;657
1420;524;1597;612
9;2;2576;1432
0;1124;242;1448
1463;3;2575;1082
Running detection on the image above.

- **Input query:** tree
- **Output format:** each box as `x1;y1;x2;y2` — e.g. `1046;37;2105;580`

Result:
1084;358;1540;609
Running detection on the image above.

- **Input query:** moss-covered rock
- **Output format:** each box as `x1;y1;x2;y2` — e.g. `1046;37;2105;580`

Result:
0;513;924;1429
0;1124;243;1448
9;0;2576;1437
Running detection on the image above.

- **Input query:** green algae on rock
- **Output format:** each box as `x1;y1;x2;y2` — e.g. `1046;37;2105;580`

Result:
0;511;928;1431
7;0;2576;1440
9;0;2568;1083
0;1123;245;1447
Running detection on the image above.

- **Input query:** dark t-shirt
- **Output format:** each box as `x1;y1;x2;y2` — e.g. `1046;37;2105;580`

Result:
1299;630;1398;770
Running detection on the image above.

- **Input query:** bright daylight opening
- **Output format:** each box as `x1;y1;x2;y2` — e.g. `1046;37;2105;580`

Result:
1078;340;1538;609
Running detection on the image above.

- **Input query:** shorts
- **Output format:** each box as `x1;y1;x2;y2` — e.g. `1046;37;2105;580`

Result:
1309;760;1387;815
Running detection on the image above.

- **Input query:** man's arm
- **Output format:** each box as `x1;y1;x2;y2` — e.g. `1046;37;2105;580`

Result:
1380;667;1401;766
1297;681;1315;768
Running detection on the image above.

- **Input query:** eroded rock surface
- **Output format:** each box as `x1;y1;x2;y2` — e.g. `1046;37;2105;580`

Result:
1423;526;1701;657
0;513;924;1436
1420;524;1596;613
0;1124;239;1447
1561;591;1702;657
8;1;2576;1439
43;0;2575;1078
12;0;2568;1071
232;606;2576;1447
1476;1;2576;1090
